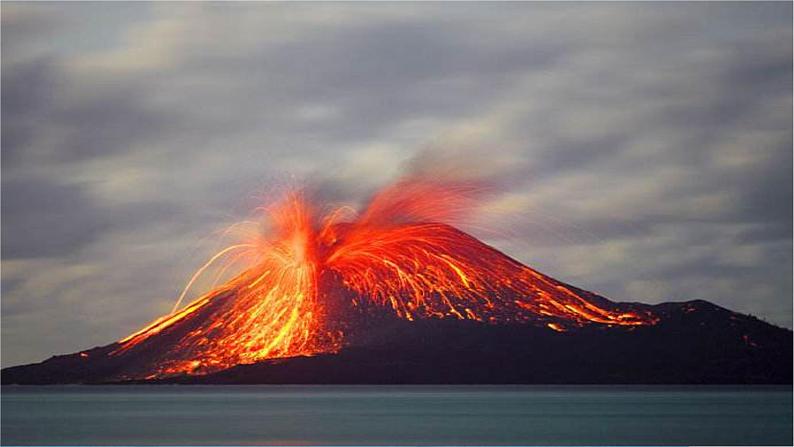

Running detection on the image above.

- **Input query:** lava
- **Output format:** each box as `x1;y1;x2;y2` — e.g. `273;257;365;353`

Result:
113;177;657;378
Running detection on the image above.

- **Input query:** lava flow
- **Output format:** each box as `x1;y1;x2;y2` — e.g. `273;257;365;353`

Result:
112;178;657;379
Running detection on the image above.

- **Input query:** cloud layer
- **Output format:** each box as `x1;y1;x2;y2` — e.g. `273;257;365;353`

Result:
2;2;791;366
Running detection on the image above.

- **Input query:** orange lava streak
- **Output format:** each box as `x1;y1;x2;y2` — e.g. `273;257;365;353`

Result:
115;178;657;378
172;244;254;313
325;222;652;325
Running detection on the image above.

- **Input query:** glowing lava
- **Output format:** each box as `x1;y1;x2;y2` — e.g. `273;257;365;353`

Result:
113;178;657;378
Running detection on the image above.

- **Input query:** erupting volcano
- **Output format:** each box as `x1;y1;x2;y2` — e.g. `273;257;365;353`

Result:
110;178;656;379
2;176;790;385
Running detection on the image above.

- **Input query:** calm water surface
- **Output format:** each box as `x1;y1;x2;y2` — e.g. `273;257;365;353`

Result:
1;385;791;445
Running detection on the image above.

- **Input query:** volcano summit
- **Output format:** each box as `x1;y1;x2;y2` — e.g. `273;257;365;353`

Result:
2;178;791;384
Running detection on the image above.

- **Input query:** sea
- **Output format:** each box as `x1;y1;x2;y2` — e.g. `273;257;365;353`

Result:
1;385;791;446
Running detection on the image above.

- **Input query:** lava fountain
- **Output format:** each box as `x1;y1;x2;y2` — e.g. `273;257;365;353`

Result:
112;177;657;379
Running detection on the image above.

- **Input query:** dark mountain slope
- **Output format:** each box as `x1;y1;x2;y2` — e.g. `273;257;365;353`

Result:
4;299;790;385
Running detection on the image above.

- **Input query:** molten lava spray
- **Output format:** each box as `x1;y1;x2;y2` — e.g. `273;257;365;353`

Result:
114;177;656;378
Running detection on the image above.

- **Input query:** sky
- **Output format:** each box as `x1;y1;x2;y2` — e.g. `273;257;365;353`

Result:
2;2;792;367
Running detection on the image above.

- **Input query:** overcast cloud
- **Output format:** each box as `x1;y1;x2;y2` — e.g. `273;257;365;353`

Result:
2;2;791;366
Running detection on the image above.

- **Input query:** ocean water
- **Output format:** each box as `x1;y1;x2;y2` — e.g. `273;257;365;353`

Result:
1;385;791;445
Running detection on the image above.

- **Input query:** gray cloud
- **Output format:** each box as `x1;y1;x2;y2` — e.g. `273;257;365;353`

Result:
2;2;791;366
1;175;111;258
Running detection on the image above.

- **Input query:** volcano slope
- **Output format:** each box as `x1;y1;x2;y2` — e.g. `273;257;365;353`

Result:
2;182;791;384
3;294;791;384
2;229;790;385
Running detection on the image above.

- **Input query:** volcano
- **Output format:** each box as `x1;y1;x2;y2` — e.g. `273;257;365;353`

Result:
2;179;791;384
